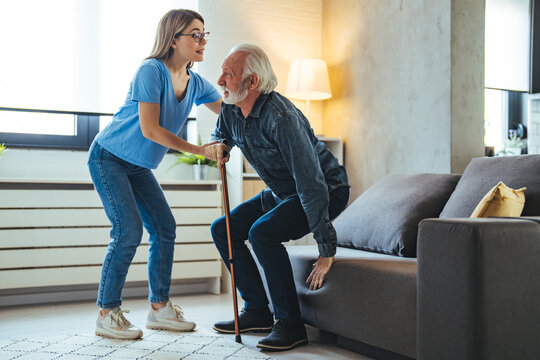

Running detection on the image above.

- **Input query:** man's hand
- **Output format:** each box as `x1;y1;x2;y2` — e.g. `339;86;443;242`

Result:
306;256;334;290
205;143;230;168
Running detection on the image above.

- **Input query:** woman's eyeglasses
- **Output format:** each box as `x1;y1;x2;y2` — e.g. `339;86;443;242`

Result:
177;32;210;43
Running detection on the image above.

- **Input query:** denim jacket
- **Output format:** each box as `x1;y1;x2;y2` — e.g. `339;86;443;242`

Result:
210;91;349;257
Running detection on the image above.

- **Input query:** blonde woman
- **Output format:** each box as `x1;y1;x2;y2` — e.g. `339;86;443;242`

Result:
88;9;221;340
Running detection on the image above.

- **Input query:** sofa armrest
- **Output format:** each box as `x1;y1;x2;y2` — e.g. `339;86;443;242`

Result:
417;217;540;360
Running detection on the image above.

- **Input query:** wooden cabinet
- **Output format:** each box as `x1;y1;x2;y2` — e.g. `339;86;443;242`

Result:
0;179;222;305
242;176;268;202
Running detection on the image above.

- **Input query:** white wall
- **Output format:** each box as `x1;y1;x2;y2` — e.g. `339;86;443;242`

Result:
322;0;484;200
322;0;450;199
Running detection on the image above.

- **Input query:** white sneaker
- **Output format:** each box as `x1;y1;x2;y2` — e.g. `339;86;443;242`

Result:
95;307;143;340
146;300;196;331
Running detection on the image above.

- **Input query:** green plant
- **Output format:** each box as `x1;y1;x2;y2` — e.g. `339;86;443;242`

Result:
168;151;217;171
0;143;6;158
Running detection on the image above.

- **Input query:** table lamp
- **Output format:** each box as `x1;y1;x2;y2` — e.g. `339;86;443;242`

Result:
285;58;332;132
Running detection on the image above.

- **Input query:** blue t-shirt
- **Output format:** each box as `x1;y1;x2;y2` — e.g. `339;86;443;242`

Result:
94;58;220;169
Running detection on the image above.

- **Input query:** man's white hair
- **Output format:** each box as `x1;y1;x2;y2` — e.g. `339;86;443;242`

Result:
229;43;278;94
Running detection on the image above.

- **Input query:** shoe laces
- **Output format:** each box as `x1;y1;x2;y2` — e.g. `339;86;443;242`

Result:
172;304;185;319
110;309;132;327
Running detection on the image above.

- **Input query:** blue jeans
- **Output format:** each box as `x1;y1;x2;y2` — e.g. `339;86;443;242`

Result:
211;186;349;321
88;143;176;309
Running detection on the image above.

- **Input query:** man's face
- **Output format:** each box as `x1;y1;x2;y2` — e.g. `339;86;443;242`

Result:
218;52;249;104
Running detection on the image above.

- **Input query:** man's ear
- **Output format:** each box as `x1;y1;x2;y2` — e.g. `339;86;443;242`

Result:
249;74;260;90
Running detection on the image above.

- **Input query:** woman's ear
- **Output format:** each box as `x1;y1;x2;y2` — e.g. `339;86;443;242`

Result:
170;38;178;49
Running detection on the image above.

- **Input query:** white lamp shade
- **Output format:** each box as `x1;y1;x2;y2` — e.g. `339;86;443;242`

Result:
285;59;332;100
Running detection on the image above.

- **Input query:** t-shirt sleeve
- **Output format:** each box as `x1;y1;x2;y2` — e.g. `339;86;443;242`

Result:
131;62;162;104
194;75;221;106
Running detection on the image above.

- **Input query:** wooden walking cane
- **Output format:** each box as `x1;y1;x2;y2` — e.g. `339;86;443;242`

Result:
220;162;242;343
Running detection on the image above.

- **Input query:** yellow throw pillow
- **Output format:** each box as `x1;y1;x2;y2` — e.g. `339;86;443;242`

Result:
470;181;527;218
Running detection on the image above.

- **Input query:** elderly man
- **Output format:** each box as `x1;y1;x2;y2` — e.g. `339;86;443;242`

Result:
205;43;349;351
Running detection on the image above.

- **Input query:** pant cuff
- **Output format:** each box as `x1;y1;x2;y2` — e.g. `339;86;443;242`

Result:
149;296;170;304
97;301;122;309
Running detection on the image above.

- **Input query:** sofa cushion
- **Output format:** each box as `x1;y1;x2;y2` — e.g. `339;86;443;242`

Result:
440;155;540;218
333;173;461;257
470;181;526;218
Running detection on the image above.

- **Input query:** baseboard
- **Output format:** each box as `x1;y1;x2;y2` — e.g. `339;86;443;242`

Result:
0;278;217;307
337;335;416;360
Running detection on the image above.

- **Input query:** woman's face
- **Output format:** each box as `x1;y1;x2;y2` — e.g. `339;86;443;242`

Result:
173;19;207;63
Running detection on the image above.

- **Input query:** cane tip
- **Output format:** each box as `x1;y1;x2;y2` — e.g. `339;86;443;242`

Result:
235;335;242;343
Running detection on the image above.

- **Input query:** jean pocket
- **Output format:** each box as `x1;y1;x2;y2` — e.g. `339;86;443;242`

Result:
89;143;120;164
97;145;125;163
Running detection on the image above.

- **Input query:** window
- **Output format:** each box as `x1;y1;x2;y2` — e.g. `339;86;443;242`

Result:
0;0;198;149
0;110;77;136
0;108;103;149
0;108;193;149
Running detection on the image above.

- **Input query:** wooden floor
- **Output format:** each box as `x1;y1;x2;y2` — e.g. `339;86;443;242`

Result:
0;292;371;360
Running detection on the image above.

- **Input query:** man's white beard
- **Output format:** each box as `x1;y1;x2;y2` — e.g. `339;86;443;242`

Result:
222;81;249;105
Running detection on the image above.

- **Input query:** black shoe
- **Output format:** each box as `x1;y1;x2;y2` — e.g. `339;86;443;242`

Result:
257;319;308;351
213;307;273;334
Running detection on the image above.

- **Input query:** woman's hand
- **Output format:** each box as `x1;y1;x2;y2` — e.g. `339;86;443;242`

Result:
306;256;334;290
189;141;219;157
194;141;217;155
205;143;230;168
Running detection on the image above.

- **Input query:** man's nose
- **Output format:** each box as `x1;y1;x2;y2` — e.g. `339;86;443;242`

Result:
217;75;224;85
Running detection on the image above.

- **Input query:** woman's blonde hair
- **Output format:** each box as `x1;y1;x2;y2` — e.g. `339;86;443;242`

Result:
146;9;204;68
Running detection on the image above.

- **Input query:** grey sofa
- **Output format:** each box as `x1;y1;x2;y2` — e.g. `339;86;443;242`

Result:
286;154;540;360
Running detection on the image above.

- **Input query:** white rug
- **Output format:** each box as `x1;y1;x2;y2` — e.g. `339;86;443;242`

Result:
0;329;273;360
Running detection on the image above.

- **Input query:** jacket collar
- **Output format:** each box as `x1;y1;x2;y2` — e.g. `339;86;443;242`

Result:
231;92;271;119
248;92;270;118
